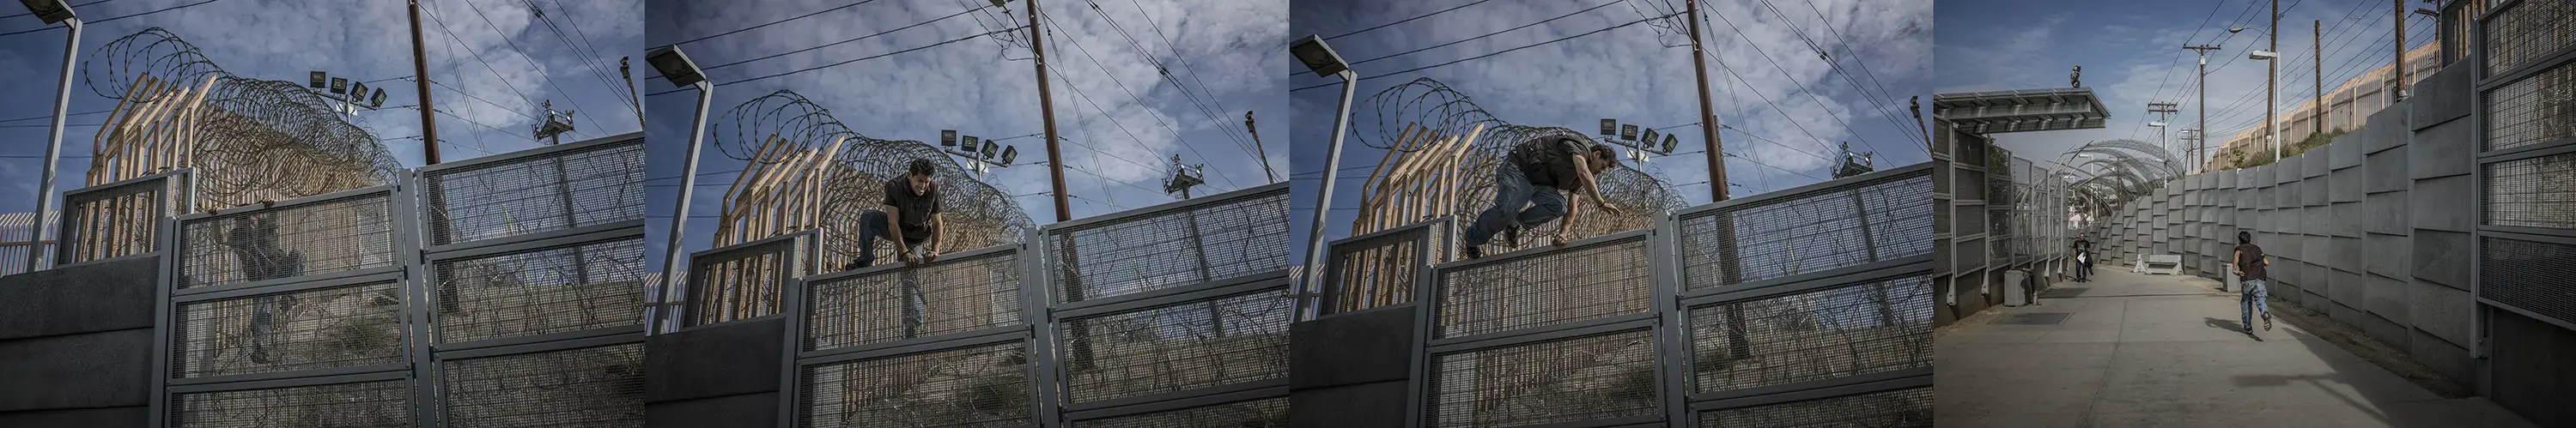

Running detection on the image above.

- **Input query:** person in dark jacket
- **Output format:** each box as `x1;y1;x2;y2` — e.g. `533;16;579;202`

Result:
1459;136;1622;259
2071;234;2093;282
228;214;303;364
847;159;945;270
2233;231;2272;336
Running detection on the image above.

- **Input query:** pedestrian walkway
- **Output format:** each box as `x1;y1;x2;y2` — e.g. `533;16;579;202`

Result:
1935;268;2534;427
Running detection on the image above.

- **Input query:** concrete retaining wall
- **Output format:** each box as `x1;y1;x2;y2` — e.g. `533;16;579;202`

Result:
0;256;161;427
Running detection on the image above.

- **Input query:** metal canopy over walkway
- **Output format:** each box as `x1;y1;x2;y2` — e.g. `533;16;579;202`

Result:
1933;88;2112;134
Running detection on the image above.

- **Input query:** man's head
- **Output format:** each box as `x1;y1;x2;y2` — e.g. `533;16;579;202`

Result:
907;159;937;196
1576;139;1618;173
2238;231;2252;244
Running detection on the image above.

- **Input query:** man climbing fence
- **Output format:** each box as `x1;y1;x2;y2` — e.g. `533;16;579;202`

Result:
1459;136;1622;259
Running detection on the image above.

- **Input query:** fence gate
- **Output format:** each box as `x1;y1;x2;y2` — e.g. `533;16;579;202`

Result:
1323;164;1935;427
147;133;647;428
58;169;192;268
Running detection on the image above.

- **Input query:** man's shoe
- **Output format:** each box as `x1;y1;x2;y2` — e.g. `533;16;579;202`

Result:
1461;245;1483;260
1503;226;1522;245
2263;313;2273;331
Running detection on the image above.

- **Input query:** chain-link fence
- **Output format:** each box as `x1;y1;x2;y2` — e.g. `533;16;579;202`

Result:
153;133;647;428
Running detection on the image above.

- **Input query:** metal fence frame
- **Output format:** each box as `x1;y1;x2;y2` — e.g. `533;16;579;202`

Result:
675;230;818;331
58;168;193;268
1044;183;1292;425
2471;0;2576;353
1375;164;1933;427
1315;217;1451;318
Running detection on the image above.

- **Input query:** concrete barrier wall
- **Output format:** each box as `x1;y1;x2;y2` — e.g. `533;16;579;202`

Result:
0;256;161;426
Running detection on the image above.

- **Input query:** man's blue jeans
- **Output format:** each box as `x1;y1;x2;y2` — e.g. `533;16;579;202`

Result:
2240;279;2271;332
1462;166;1566;248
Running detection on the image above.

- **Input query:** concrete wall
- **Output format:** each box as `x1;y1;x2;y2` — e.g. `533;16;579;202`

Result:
0;256;161;427
1288;305;1413;427
644;316;784;428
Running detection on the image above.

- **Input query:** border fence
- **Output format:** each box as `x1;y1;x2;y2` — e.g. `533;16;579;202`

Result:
126;133;647;428
670;182;1293;427
1934;122;2074;324
1313;164;1935;427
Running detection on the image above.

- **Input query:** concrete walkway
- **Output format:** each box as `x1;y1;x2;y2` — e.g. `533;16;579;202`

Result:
1935;268;2534;427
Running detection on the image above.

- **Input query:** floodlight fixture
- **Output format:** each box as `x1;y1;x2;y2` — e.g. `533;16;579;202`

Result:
942;130;958;147
1000;146;1019;165
961;135;981;153
348;81;368;103
330;77;348;94
1662;134;1679;153
1289;34;1347;78
1640;129;1659;148
309;71;327;88
2248;50;2278;60
1620;124;1637;141
980;141;999;159
2227;26;2248;33
644;45;705;87
370;88;387;108
1599;118;1617;136
19;0;75;24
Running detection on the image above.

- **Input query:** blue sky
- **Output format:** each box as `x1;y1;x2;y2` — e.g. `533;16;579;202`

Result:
1288;0;1935;256
1935;0;2438;172
641;0;1288;268
0;0;644;214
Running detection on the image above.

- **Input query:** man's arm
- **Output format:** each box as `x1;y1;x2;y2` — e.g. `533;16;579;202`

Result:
2231;249;2243;275
928;214;945;255
885;207;909;262
1572;156;1619;214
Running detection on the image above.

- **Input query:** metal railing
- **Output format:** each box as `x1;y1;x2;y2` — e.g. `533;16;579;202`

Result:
58;169;191;266
680;230;817;329
1316;217;1450;316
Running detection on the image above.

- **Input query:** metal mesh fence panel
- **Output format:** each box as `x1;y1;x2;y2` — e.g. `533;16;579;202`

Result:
2482;0;2575;78
2478;236;2576;326
1687;274;1933;394
1692;387;1932;428
1048;187;1289;303
436;342;646;428
1423;329;1658;428
176;193;397;289
60;174;178;264
1067;397;1290;428
1058;286;1292;404
418;140;645;245
796;341;1031;428
1677;172;1937;289
802;250;1021;352
1324;224;1441;315
685;235;808;328
2482;60;2576;153
431;238;647;344
170;379;411;428
2481;152;2576;230
173;280;406;378
1432;236;1650;339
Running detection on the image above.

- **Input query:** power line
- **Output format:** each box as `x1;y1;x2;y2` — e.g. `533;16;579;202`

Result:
529;0;642;117
647;26;1023;96
1703;6;1896;155
686;4;991;75
420;2;558;136
1753;0;1923;148
453;0;611;133
1290;10;1681;92
1323;0;1495;40
0;0;221;38
1084;0;1263;168
1040;9;1242;189
0;0;116;20
1326;0;1624;72
0;109;113;124
660;0;885;47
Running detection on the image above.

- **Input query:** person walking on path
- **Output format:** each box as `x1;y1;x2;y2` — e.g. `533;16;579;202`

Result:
2233;231;2273;336
1459;136;1622;259
2070;234;2093;282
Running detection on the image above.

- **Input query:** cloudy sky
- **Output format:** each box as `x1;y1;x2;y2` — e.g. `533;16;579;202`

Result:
1288;0;1935;254
1935;0;2437;173
641;0;1288;265
0;0;645;214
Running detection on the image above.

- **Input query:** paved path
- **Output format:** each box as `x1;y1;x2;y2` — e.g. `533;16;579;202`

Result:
1935;268;2533;427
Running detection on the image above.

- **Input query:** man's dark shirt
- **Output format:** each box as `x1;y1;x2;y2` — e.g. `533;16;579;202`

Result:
883;178;943;239
1507;138;1590;190
2235;243;2269;280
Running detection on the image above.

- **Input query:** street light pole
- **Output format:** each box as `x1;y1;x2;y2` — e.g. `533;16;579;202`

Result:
645;45;709;334
1291;35;1353;318
20;0;79;274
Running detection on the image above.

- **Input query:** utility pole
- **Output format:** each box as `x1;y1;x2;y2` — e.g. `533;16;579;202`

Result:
1028;0;1069;222
1684;0;1728;202
623;57;644;128
2148;102;2178;157
2315;20;2324;138
2184;45;2221;172
410;0;440;165
2392;0;2407;100
1244;111;1278;183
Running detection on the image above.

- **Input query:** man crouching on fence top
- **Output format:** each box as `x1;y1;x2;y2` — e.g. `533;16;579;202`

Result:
846;159;946;270
1460;136;1623;259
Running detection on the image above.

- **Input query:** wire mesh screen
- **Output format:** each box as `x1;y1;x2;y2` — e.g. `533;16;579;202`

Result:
2481;153;2576;230
437;342;646;427
1432;236;1650;339
173;280;406;378
1423;329;1658;428
1692;387;1932;428
419;139;645;245
2478;236;2576;326
2482;60;2576;153
2481;0;2575;78
1324;223;1442;315
430;238;647;344
59;174;179;264
802;250;1020;352
170;378;411;428
1068;397;1290;428
1048;187;1289;303
176;193;396;289
1687;274;1932;394
795;341;1031;428
685;235;809;328
1679;172;1934;289
1058;286;1292;404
